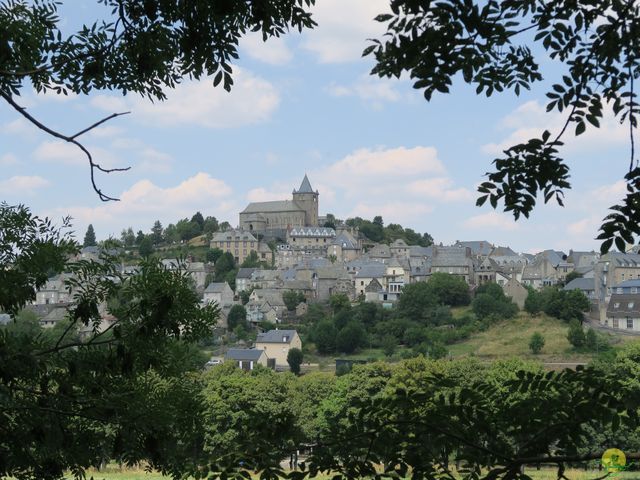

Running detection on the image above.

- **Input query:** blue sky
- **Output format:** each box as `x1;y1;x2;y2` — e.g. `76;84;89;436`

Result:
0;1;631;253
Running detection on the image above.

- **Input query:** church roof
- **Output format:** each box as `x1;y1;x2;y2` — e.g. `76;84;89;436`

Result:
241;200;304;214
295;174;314;193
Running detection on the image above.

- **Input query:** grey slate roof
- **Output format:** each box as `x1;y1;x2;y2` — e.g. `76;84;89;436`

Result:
240;201;304;214
204;282;230;293
295;174;314;193
355;264;386;278
236;268;256;279
564;278;595;291
333;231;358;249
607;293;640;317
454;240;494;256
225;348;265;361
606;252;640;267
616;279;640;288
432;246;472;267
256;329;298;344
211;230;258;242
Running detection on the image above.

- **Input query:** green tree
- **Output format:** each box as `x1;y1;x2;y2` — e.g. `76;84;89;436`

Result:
121;227;135;247
202;216;219;236
336;320;366;354
227;305;247;331
529;332;545;354
206;247;223;264
214;252;236;281
380;334;397;357
0;204;219;480
283;290;303;311
567;319;586;348
138;235;154;258
396;282;438;322
312;320;337;354
83;223;96;247
524;288;543;316
287;347;304;375
151;220;163;246
367;1;640;252
564;270;583;284
426;273;470;306
330;293;351;314
135;229;145;245
241;251;264;268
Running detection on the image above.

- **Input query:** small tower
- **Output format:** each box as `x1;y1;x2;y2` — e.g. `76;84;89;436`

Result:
292;174;319;227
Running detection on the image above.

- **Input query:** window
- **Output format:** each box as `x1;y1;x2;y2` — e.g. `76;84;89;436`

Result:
360;281;364;286
628;318;634;329
629;302;635;309
614;303;620;308
633;288;638;294
613;318;619;328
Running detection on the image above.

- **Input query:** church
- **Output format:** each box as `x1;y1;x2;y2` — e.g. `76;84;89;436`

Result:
239;175;319;239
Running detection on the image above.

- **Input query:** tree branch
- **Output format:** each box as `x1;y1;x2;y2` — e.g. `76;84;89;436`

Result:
0;90;130;201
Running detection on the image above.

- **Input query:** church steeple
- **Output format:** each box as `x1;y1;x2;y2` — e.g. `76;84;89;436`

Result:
295;174;314;194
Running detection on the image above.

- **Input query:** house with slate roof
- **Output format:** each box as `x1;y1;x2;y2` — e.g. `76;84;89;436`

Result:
203;282;234;307
454;240;494;258
329;229;361;262
239;175;319;240
605;293;640;332
210;229;261;265
431;245;474;284
564;277;596;301
225;348;269;370
354;264;386;297
255;329;302;368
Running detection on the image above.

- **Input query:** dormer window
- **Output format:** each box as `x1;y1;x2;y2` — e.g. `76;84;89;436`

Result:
283;336;289;343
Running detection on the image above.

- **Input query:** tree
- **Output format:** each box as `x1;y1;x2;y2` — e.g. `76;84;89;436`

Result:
227;305;247;331
202;216;219;236
529;332;545;354
151;220;163;246
311;320;337;354
135;229;145;245
121;227;135;247
336;320;367;354
138;235;154;258
426;273;471;306
287;348;303;375
206;248;223;263
283;290;304;311
0;204;219;480
214;252;236;281
329;293;351;314
567;319;586;348
564;270;583;284
367;1;640;252
524;288;543;316
396;282;438;323
83;224;96;247
380;334;397;357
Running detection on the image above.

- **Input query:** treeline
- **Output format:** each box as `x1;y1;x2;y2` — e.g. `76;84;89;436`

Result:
325;214;433;246
187;351;640;478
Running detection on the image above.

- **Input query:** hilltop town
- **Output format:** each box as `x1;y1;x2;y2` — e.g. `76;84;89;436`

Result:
14;175;640;370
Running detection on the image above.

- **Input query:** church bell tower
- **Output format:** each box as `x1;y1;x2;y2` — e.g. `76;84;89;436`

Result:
292;174;319;227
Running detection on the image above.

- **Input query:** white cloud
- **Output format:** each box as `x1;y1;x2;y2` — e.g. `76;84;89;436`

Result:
407;178;474;202
247;187;292;203
301;0;390;63
483;100;627;156
462;212;519;231
591;180;627;204
48;173;237;238
0;175;50;195
326;75;407;108
91;67;279;129
0;118;37;139
241;32;293;65
322;146;445;190
0;153;19;166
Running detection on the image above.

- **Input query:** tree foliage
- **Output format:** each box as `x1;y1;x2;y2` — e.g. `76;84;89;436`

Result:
529;331;545;354
287;347;303;375
82;224;96;247
0;204;219;480
367;1;640;252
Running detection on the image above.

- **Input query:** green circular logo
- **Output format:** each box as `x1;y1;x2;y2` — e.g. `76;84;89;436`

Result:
602;448;626;472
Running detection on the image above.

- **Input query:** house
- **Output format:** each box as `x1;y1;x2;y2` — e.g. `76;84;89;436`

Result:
390;239;410;258
235;268;256;292
187;262;207;290
430;245;474;284
364;278;383;302
564;277;596;301
203;282;234;307
502;277;528;309
314;265;355;301
225;348;269;370
34;274;72;305
605;293;640;332
255;329;302;368
454;240;494;259
329;229;361;262
210;229;260;264
287;226;336;249
354;264;386;297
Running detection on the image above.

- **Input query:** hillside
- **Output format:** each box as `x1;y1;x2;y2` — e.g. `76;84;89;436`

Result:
447;312;638;363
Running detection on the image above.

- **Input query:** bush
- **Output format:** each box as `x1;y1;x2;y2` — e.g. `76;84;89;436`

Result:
287;348;303;375
380;334;397;357
529;332;545;354
336;320;367;354
567;319;586;348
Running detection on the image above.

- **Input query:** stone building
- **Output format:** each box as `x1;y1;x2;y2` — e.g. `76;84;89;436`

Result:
239;175;319;239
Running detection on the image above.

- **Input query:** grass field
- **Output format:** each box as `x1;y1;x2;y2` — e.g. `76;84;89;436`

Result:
74;466;637;479
446;313;638;363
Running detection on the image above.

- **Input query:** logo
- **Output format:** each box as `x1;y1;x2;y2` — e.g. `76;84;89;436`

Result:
602;448;627;473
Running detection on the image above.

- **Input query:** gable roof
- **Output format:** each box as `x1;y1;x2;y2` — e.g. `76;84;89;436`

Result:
241;200;304;214
295;174;314;193
454;240;494;256
256;329;298;344
204;282;231;293
225;348;266;361
236;268;256;279
564;277;595;291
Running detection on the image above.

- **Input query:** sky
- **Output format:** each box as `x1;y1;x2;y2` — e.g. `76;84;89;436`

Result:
0;1;632;254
